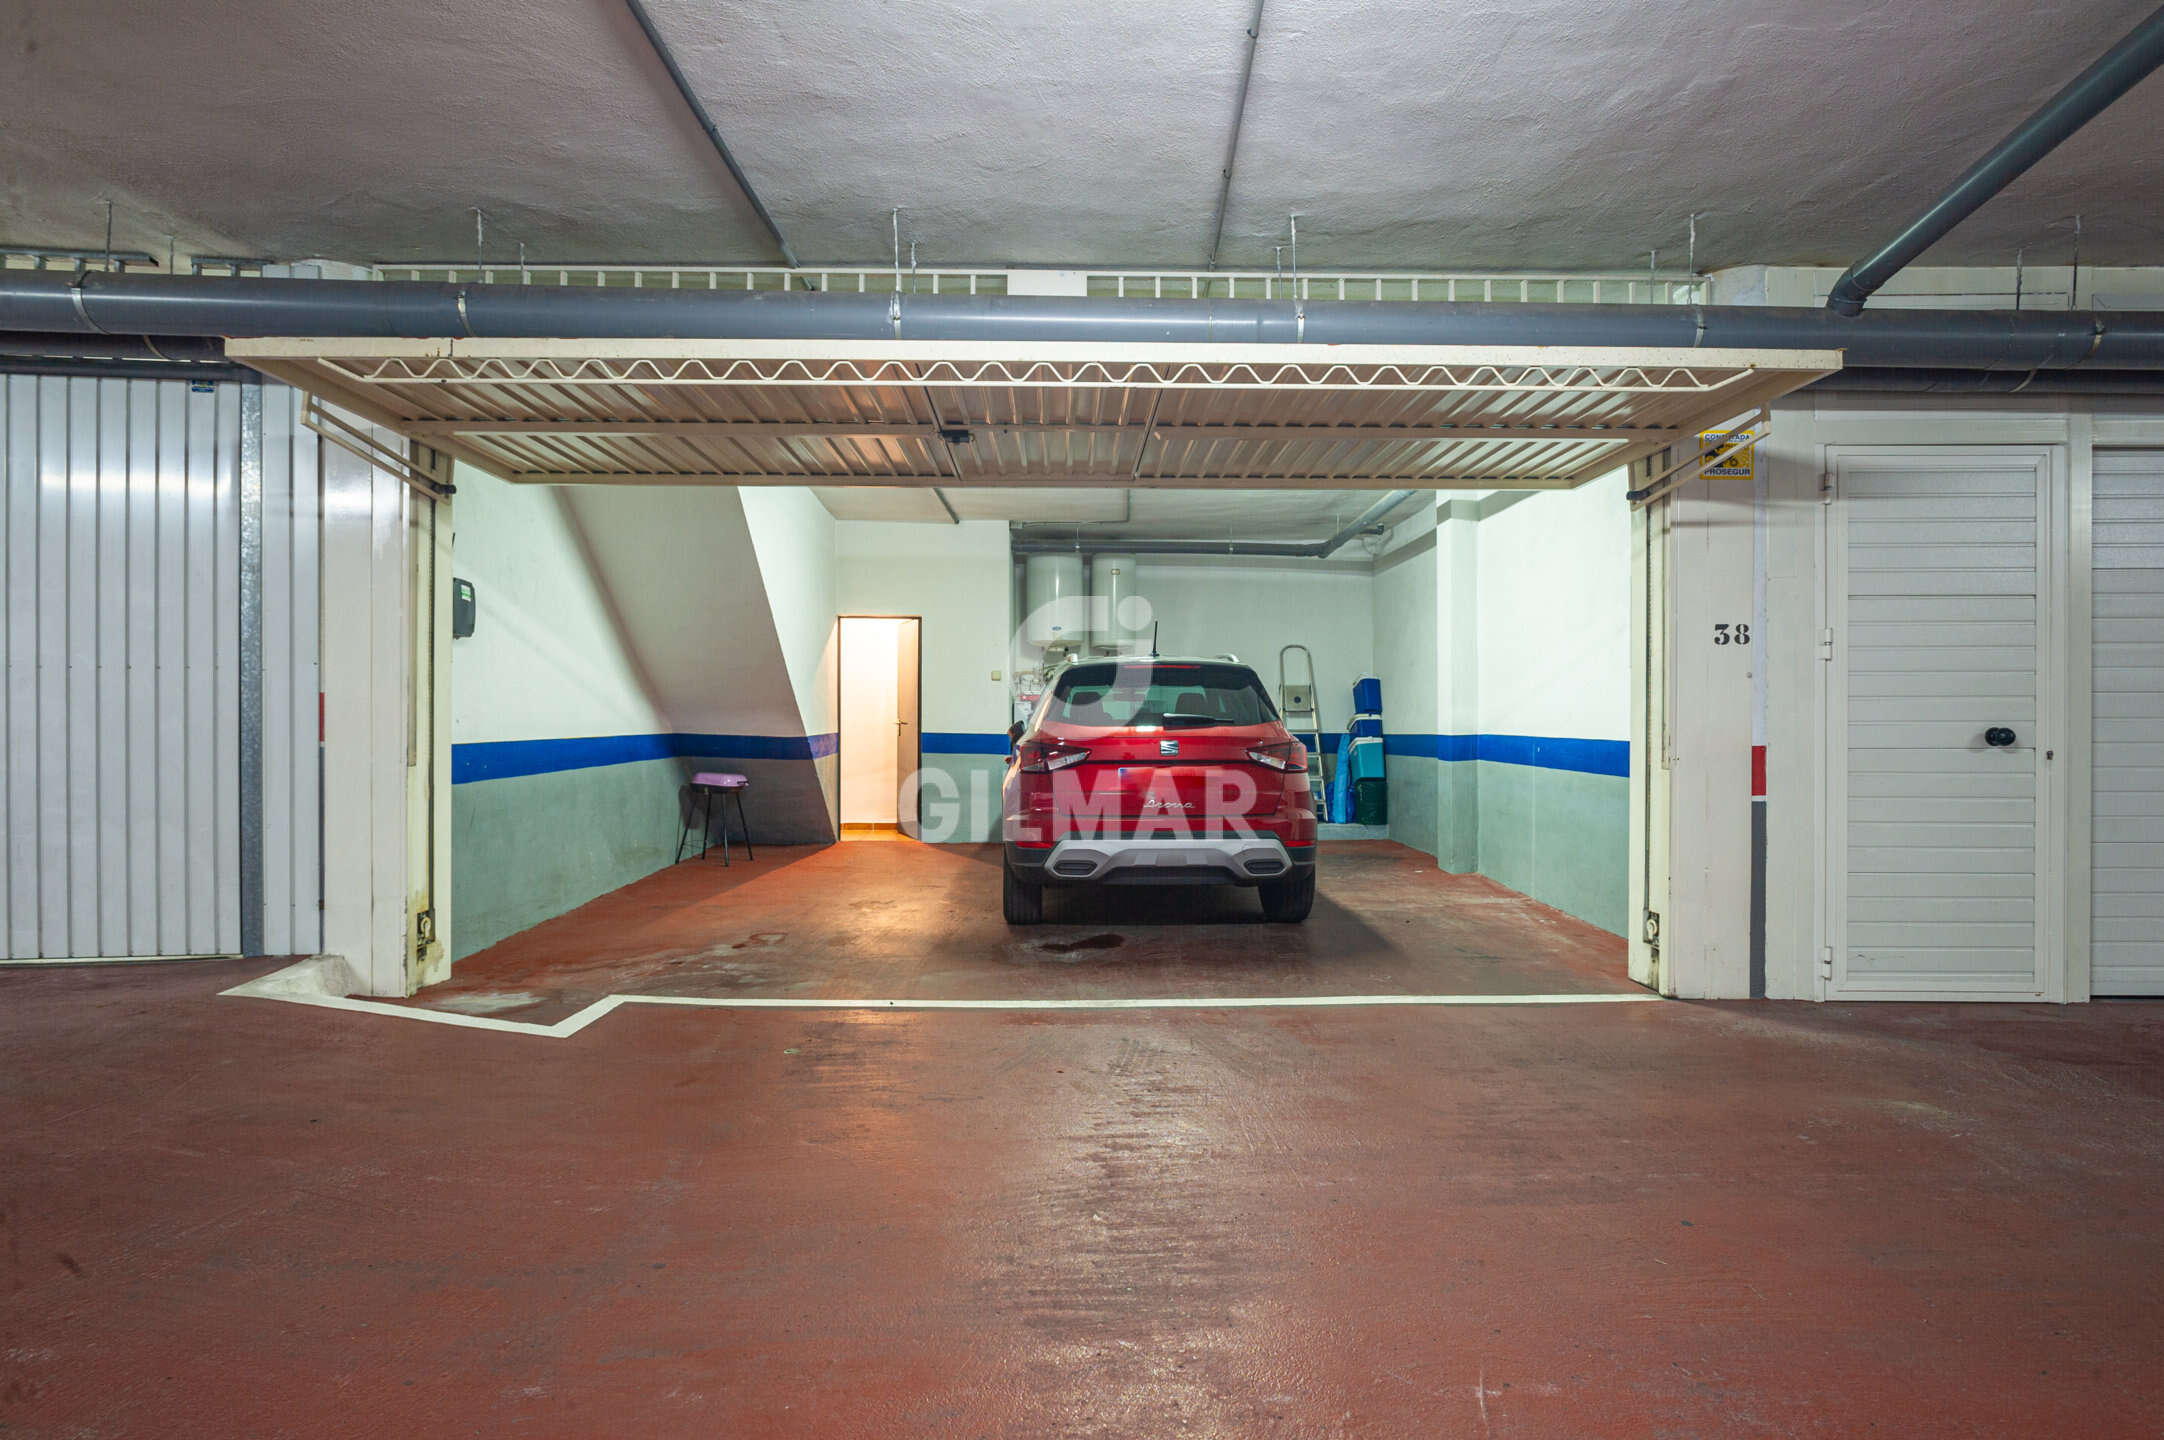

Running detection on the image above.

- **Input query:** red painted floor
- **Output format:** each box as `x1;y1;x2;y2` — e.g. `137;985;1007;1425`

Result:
7;846;2164;1435
412;840;1636;1023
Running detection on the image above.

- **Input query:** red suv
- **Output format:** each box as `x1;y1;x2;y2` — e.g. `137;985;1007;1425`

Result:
1001;657;1318;924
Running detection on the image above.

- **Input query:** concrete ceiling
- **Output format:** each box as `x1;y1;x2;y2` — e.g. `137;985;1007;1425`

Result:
819;486;1425;543
5;0;2164;270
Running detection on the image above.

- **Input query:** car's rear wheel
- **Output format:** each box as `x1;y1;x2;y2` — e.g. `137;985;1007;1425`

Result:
1258;868;1315;923
1003;863;1045;924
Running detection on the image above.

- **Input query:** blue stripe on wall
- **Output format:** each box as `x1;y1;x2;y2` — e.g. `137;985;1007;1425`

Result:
922;732;1012;755
923;733;1366;757
1381;733;1629;777
454;729;1625;783
453;731;839;784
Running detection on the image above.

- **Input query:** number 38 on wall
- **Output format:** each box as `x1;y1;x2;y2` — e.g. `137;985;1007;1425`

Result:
1713;622;1752;645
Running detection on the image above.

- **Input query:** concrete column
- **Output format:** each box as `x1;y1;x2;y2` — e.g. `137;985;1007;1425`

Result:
318;420;415;997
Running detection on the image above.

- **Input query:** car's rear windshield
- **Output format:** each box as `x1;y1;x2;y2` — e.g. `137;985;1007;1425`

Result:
1047;661;1278;728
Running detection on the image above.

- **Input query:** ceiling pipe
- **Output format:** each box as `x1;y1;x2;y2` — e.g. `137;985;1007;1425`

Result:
0;331;228;363
1012;489;1417;560
1808;365;2164;395
1205;0;1268;269
622;0;800;269
0;357;256;383
1826;2;2164;317
8;271;2164;369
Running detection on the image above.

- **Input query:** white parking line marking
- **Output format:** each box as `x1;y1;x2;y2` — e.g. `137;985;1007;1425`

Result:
222;960;1659;1039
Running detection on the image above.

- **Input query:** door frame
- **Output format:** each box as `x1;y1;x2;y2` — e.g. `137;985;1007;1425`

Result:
835;613;924;834
1819;443;2071;1002
1628;463;1673;993
896;616;923;841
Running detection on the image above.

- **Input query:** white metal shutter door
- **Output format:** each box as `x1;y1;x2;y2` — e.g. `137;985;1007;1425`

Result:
1831;452;2052;998
2092;450;2164;995
1;377;323;962
2;377;241;958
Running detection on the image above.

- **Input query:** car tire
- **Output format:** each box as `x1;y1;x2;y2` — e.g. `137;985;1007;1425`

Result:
1003;863;1045;925
1258;868;1316;923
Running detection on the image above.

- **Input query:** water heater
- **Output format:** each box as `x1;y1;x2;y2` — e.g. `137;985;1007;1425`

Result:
1090;553;1145;651
1022;553;1088;650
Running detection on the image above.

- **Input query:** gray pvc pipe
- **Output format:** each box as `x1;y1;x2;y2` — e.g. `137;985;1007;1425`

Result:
1012;490;1417;559
1809;366;2164;395
1826;3;2164;316
8;271;2164;369
0;330;229;362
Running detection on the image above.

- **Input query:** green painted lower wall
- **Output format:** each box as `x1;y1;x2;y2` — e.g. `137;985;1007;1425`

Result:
453;754;840;963
1474;761;1628;935
917;754;1008;841
1386;755;1441;859
1386;755;1628;937
1439;760;1479;874
453;757;688;962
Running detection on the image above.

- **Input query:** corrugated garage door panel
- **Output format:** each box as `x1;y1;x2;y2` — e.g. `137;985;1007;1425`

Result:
2093;450;2164;995
3;379;226;959
1;377;322;963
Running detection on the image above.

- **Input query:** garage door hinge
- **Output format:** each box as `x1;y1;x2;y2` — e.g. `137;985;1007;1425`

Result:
1818;945;1834;981
1818;628;1834;661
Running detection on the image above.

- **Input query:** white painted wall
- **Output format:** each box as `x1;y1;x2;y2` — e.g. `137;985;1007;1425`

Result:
743;487;839;738
1475;472;1632;741
556;486;806;738
448;467;665;744
1437;506;1478;739
836;520;1012;736
1136;556;1378;734
839;617;903;823
1371;506;1440;733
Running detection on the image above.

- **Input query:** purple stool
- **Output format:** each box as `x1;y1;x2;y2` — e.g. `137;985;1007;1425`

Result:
677;772;754;865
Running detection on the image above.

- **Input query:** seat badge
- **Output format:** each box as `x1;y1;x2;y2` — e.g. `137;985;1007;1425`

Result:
1160;739;1180;757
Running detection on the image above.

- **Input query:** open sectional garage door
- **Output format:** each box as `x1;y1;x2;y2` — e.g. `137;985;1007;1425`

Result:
228;338;1831;495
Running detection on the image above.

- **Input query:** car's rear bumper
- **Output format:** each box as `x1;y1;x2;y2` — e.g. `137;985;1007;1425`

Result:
1006;837;1317;887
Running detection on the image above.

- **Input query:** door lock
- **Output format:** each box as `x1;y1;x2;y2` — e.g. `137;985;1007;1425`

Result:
1984;727;2017;748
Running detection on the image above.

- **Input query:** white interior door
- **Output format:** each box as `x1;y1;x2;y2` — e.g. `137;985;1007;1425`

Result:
2092;450;2164;995
896;617;922;840
1827;448;2060;1000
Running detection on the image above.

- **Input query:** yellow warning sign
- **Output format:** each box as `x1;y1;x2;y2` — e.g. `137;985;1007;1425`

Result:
1699;428;1757;479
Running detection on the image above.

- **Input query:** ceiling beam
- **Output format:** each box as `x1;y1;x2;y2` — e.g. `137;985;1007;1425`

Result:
495;471;1580;491
408;418;1673;442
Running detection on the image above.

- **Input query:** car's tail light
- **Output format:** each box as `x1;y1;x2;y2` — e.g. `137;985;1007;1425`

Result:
1246;740;1301;772
1018;738;1091;773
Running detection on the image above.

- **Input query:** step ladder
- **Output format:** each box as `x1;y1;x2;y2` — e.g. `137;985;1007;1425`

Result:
1278;644;1328;818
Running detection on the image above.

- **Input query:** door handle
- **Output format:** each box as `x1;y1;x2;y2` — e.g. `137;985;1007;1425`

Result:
1984;727;2017;748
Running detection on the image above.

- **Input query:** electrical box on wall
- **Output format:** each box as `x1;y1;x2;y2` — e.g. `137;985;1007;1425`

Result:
452;577;476;638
